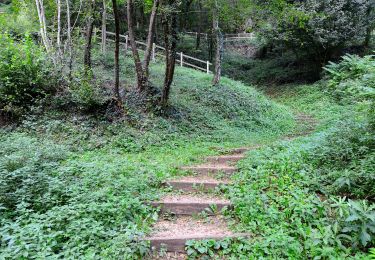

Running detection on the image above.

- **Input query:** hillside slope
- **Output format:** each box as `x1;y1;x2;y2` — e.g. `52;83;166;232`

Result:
0;61;296;258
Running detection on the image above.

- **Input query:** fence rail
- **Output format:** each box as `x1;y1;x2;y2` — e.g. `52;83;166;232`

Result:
184;31;255;41
98;29;212;74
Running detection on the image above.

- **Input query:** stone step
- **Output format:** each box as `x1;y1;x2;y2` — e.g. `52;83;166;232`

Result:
150;194;232;216
206;155;245;164
146;216;248;252
165;179;230;192
181;165;236;175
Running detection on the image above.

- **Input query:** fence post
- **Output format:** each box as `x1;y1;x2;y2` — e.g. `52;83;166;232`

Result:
152;43;156;61
180;52;183;67
206;61;210;74
125;35;128;51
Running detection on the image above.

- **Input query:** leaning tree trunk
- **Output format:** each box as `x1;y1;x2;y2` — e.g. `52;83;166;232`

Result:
143;0;159;77
84;0;95;72
112;0;120;100
160;1;178;107
127;0;147;91
212;2;223;86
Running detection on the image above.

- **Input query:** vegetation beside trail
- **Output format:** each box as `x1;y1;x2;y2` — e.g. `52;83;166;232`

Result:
185;54;375;259
0;49;294;258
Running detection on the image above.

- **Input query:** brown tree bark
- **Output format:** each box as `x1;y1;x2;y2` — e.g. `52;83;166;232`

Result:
212;1;223;86
101;0;107;54
196;0;202;50
84;0;95;72
143;0;160;77
127;0;147;91
364;3;374;48
160;0;178;107
112;0;120;100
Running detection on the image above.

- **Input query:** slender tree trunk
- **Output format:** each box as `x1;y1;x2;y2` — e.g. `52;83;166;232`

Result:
35;0;50;51
161;1;178;107
101;0;107;54
196;0;202;50
112;0;120;100
364;4;374;48
143;0;159;77
57;0;61;52
212;1;223;86
66;0;73;79
127;0;147;91
84;0;95;72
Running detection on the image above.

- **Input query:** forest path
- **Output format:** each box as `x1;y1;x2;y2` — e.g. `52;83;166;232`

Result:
146;113;317;259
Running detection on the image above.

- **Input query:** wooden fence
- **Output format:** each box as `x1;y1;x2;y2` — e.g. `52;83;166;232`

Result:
184;31;255;42
98;30;212;74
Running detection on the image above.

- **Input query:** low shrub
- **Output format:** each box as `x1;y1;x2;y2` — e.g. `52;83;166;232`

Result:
324;54;375;104
0;33;55;119
0;133;69;218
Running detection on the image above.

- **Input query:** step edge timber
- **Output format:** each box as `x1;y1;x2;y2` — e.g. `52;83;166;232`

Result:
150;201;233;215
147;233;250;252
206;155;245;164
165;180;230;191
181;166;236;174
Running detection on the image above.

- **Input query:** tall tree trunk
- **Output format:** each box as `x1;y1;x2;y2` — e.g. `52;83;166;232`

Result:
35;0;50;52
101;0;107;54
57;0;61;52
195;0;202;50
66;0;73;79
364;3;374;48
160;1;178;107
143;0;160;77
84;0;95;72
127;0;147;91
212;1;223;86
112;0;120;100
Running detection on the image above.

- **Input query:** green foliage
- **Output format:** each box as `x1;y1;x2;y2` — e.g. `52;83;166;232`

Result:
370;248;375;259
0;2;37;35
65;69;109;111
308;119;374;199
185;238;253;259
251;0;374;67
223;50;317;85
0;33;54;118
0;133;69;218
340;200;375;248
324;54;375;103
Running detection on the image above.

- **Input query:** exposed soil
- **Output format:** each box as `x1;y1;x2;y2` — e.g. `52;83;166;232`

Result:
148;215;233;239
160;193;229;204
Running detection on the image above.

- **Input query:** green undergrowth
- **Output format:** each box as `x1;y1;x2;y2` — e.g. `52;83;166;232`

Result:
0;45;295;258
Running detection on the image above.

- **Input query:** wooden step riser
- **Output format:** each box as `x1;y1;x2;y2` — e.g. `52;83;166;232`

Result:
149;234;247;252
206;157;244;164
150;202;232;216
184;168;236;175
165;182;229;192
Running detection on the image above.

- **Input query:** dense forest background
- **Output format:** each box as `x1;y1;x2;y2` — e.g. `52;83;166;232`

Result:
0;0;374;259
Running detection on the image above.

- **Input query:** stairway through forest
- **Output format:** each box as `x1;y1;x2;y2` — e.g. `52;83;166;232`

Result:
145;113;317;259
